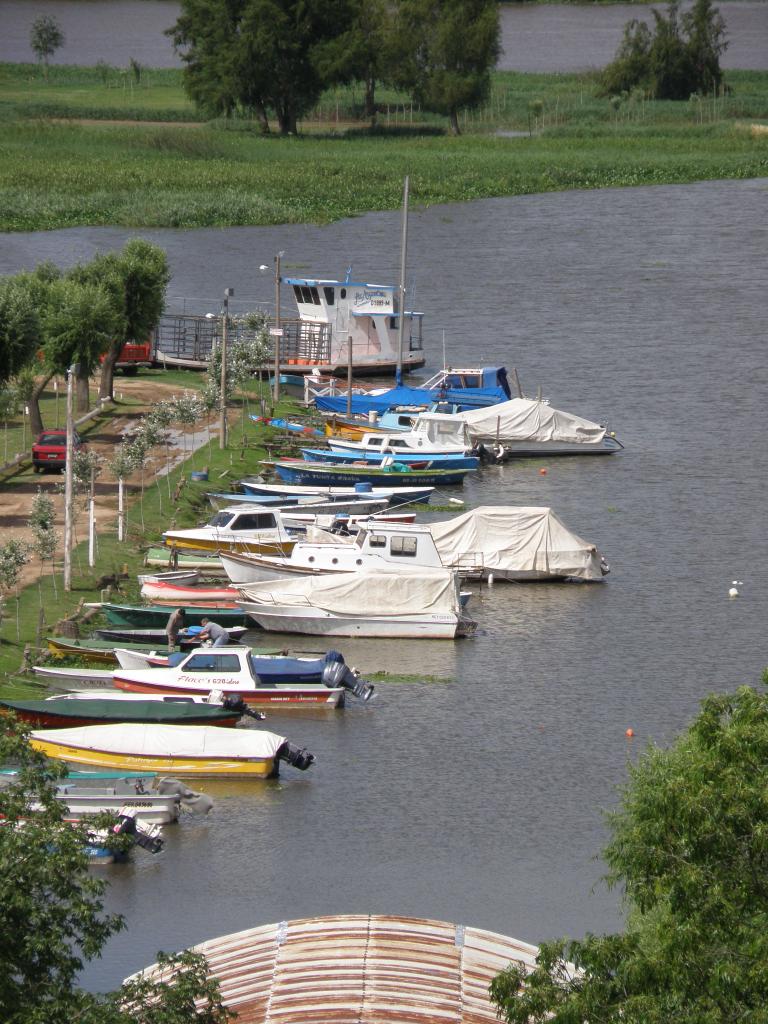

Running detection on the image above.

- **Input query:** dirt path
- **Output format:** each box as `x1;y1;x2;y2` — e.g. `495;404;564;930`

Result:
0;376;217;592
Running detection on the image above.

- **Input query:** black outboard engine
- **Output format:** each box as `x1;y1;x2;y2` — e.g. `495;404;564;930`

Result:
113;811;164;854
277;742;315;772
221;694;266;721
321;651;375;702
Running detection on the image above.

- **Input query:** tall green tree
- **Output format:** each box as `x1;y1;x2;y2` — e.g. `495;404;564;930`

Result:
0;276;40;386
42;277;121;413
601;0;727;100
29;15;65;79
490;683;768;1024
68;238;170;401
391;0;500;135
0;720;233;1024
313;0;393;123
170;0;352;134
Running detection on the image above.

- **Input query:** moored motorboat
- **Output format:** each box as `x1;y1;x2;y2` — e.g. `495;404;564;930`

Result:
92;626;250;646
111;646;374;706
162;507;298;555
236;569;476;639
136;569;201;587
139;580;240;603
237;481;434;505
32;666;116;688
299;446;479;471
30;723;317;778
0;694;246;729
265;459;474;488
100;604;251;628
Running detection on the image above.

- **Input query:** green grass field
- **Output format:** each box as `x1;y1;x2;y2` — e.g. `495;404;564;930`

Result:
1;63;766;232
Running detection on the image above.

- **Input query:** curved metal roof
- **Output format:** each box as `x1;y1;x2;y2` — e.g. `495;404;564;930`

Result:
134;914;538;1023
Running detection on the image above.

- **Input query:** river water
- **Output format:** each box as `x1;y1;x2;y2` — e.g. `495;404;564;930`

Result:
2;1;767;70
1;176;766;988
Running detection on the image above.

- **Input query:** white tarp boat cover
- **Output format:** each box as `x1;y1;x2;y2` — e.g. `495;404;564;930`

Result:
32;724;286;759
427;506;606;580
417;399;606;445
238;569;461;618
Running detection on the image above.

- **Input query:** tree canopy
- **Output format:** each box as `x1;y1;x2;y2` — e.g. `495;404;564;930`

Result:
29;15;65;78
0;720;232;1024
600;0;728;100
490;683;768;1024
391;0;500;134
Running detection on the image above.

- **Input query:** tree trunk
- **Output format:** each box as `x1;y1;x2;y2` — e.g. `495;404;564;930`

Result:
448;108;461;136
255;101;270;134
28;373;53;435
277;106;297;135
75;367;90;413
99;341;121;400
365;76;377;125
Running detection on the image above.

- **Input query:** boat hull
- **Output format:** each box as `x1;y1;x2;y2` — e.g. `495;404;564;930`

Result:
238;482;434;504
489;436;624;459
162;534;296;555
102;605;251;628
2;698;240;729
270;461;472;488
29;737;278;778
239;604;462;639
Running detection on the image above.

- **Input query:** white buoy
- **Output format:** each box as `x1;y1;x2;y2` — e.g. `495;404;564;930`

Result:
728;587;739;598
448;497;465;505
488;573;494;586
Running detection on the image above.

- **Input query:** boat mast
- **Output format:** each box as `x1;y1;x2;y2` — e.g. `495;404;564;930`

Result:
396;175;409;384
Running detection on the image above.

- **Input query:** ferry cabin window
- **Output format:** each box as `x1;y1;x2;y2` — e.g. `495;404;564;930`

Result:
368;534;387;548
183;654;241;672
323;287;335;305
210;512;234;527
301;286;314;304
340;288;347;299
231;513;276;531
293;285;303;303
391;536;418;557
310;287;320;304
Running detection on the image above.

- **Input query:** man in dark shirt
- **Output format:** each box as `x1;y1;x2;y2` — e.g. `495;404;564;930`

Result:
165;607;185;651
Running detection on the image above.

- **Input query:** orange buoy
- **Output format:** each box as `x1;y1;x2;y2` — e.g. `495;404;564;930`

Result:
539;468;547;475
625;728;635;737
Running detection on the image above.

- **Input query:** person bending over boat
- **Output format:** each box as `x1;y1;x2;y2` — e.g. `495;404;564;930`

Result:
166;607;186;652
198;618;230;647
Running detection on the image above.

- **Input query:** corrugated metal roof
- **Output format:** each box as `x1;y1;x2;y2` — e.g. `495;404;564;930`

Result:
133;914;538;1023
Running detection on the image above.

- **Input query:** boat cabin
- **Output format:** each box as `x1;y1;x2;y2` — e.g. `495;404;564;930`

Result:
283;276;424;372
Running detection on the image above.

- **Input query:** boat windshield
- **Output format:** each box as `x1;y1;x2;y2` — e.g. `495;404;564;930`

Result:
209;512;234;527
182;654;241;672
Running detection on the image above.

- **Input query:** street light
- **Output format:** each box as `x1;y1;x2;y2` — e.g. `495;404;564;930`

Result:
219;288;234;450
63;362;79;593
272;252;284;405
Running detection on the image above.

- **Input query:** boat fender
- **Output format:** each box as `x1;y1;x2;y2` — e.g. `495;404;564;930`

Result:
494;445;506;462
321;660;375;702
277;742;315;771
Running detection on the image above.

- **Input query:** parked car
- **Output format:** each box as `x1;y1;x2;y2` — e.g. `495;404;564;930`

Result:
31;429;84;472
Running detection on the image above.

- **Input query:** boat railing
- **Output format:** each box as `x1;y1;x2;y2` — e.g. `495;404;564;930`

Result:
302;376;385;406
450;553;486;578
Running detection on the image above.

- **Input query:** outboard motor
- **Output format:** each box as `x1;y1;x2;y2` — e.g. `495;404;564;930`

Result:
113;810;164;854
277;742;315;772
220;694;266;721
321;651;375;702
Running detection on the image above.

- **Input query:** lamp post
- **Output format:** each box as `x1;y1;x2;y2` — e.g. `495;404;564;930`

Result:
272;252;284;405
396;175;410;385
63;363;78;592
219;287;234;450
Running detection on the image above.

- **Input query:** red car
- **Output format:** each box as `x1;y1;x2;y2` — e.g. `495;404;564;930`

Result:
31;429;84;472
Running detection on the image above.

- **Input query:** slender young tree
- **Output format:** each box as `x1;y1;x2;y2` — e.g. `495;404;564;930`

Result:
29;15;65;79
391;0;500;135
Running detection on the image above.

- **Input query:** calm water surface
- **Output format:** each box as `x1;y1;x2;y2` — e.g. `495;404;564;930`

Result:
1;177;767;988
1;1;767;70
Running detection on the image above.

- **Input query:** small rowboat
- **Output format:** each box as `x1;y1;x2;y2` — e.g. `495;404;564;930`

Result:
136;570;201;587
30;723;316;778
139;581;240;603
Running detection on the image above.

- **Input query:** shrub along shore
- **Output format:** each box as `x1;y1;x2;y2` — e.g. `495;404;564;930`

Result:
0;63;767;232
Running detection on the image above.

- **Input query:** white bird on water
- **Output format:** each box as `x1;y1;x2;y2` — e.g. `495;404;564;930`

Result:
728;580;743;598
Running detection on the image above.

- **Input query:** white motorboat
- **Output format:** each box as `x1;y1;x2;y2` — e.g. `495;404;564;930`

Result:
218;522;445;586
410;401;623;458
325;422;472;458
32;665;117;689
236;569;475;639
52;781;182;824
162;507;298;555
237;481;435;505
111;646;374;706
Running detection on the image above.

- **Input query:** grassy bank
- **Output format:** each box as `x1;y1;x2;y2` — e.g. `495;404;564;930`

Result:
1;64;766;231
0;386;305;691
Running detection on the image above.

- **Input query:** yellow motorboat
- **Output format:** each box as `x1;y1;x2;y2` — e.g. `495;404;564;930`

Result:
30;723;315;779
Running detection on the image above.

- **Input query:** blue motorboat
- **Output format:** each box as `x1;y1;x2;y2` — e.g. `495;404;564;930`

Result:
266;459;474;488
299;447;480;471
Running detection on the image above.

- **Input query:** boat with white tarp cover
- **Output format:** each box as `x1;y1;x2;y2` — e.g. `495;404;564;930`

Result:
236;568;475;638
